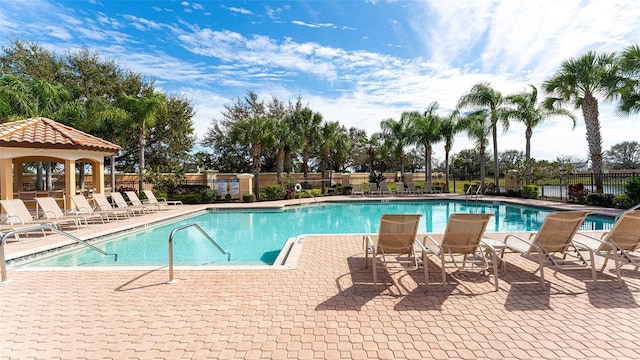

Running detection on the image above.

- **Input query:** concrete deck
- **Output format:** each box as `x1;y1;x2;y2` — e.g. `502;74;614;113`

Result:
1;195;639;359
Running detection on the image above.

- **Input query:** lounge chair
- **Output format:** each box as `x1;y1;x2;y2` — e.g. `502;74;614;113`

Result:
500;211;595;289
573;210;640;287
142;190;182;207
124;191;163;212
379;182;392;196
405;182;422;196
365;214;427;288
368;183;380;196
35;197;100;229
351;183;365;197
110;192;150;216
0;198;69;231
92;193;131;219
70;194;120;221
422;213;497;291
394;182;407;196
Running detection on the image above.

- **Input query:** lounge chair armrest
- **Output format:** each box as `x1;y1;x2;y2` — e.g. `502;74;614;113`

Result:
422;234;443;255
39;210;59;219
365;235;376;253
503;233;540;252
6;214;26;224
413;238;430;254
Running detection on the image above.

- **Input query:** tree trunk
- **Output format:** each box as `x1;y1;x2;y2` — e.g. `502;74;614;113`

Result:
45;162;52;190
110;155;116;192
303;141;310;182
444;146;451;193
251;143;261;196
492;123;500;192
36;162;44;191
138;129;146;193
424;142;432;190
582;94;604;192
479;147;486;191
525;126;532;184
276;149;284;184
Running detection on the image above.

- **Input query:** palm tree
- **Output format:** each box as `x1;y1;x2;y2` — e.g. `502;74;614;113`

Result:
458;82;508;192
290;105;322;182
440;110;462;192
505;85;576;183
117;91;168;191
616;44;640;113
0;75;34;121
380;116;413;180
460;110;491;189
318;121;341;192
407;101;443;190
544;51;618;192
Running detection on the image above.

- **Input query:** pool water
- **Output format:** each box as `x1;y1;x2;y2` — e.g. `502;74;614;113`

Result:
21;201;613;267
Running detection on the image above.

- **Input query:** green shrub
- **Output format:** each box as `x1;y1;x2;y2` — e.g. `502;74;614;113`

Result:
586;193;614;207
243;193;256;203
624;176;640;204
263;184;286;200
613;193;634;209
171;187;216;204
521;185;539;199
505;188;523;197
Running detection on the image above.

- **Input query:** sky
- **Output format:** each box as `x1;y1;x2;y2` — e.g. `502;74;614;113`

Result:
1;0;639;163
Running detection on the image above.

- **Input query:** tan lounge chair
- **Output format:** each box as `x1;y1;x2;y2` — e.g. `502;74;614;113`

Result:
501;211;595;289
423;213;497;291
573;210;640;287
70;194;119;222
142;190;182;207
91;193;131;219
368;183;380;196
365;214;427;288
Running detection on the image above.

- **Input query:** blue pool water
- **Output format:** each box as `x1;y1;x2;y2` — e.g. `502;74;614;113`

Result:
22;201;613;267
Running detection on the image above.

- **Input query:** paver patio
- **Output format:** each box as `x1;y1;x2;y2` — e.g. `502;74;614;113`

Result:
1;196;639;359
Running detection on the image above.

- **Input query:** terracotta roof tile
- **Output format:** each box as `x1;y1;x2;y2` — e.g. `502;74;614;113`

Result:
0;117;121;154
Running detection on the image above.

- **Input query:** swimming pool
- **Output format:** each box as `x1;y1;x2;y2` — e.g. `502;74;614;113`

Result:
19;200;613;267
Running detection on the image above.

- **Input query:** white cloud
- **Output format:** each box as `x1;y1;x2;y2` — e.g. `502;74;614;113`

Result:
222;6;253;15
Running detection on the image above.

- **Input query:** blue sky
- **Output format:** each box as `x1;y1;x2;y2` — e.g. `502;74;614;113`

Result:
1;0;639;162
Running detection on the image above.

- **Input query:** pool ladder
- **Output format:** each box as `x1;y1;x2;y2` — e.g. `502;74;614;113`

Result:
167;223;230;283
1;225;118;283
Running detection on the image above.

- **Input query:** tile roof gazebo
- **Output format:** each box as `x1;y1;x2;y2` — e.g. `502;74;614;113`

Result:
0;117;121;209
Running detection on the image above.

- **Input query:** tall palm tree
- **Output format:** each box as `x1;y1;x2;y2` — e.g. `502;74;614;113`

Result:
230;115;275;196
117;91;168;191
440;110;462;192
407;101;443;189
544;51;618;192
291;105;322;182
505;85;576;184
460;110;491;189
318;121;341;192
458;82;508;192
380;116;413;180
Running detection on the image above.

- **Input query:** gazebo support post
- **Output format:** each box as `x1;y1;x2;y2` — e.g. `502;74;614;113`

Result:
64;159;76;210
92;160;105;195
0;159;13;200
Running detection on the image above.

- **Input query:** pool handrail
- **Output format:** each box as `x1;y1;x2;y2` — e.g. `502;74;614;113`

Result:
167;222;230;283
615;202;640;221
1;224;118;283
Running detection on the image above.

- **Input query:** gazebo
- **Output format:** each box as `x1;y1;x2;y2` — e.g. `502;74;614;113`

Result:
0;117;121;209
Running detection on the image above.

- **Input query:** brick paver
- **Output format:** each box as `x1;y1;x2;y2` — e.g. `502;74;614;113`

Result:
1;197;639;359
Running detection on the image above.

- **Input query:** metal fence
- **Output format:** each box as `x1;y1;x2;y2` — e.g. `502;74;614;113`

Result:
537;172;637;200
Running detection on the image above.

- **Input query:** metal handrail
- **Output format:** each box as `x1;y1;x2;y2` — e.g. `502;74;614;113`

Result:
1;225;118;282
167;223;230;283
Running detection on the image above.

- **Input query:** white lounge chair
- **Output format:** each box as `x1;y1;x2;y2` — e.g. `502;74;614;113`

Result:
110;192;150;215
124;191;163;212
91;193;131;219
35;197;99;229
71;194;120;221
142;190;182;207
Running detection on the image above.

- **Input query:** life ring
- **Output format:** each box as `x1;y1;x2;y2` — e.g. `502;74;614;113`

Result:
294;183;302;192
